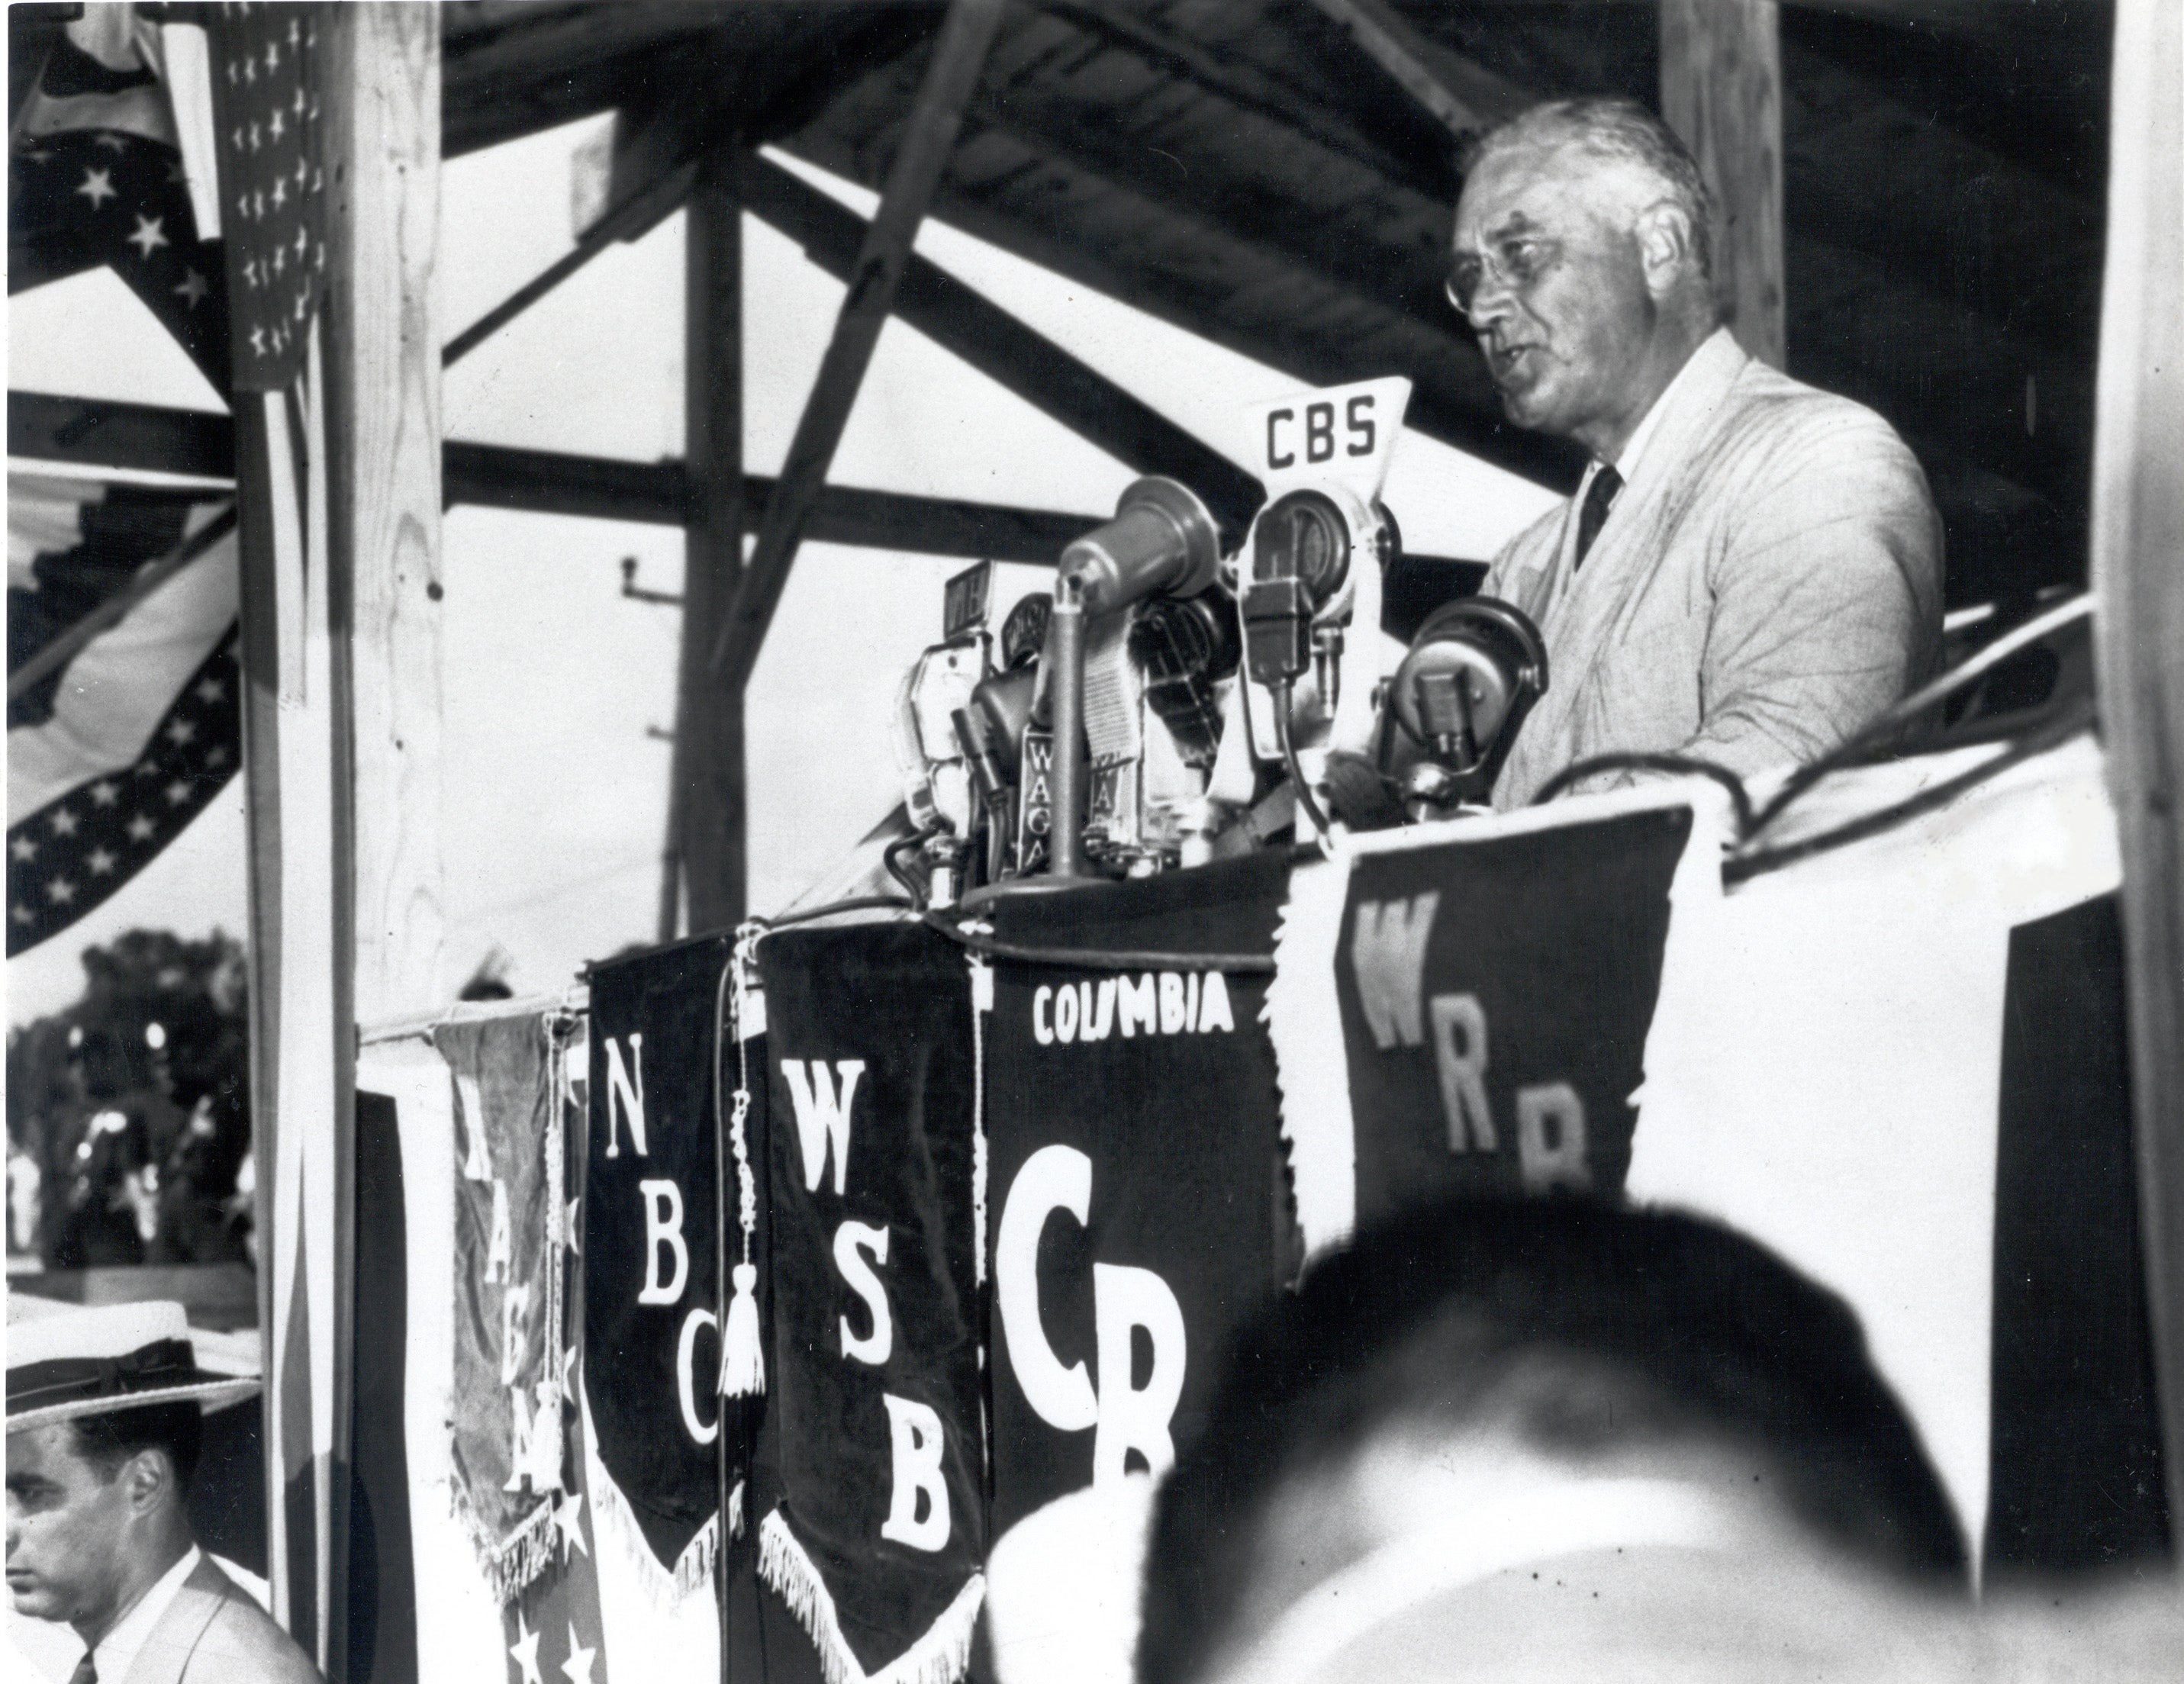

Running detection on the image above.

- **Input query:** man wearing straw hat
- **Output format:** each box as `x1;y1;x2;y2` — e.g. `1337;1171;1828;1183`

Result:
7;1300;320;1682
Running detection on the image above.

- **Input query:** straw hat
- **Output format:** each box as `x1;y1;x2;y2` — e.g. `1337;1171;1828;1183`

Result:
6;1298;259;1433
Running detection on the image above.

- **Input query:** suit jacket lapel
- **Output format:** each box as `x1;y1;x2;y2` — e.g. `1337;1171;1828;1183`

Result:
122;1559;231;1684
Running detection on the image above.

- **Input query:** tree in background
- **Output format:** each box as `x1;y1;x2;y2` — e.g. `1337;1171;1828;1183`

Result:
7;927;252;1266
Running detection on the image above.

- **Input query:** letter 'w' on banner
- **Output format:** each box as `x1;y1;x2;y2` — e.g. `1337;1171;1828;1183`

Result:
757;922;987;1684
585;936;736;1605
1268;783;1729;1258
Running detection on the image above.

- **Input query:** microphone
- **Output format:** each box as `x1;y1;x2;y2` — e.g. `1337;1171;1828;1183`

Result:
1381;597;1548;817
1058;478;1223;616
1045;478;1224;876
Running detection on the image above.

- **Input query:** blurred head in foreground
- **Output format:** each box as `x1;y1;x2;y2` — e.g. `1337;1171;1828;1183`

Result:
1137;1197;1970;1684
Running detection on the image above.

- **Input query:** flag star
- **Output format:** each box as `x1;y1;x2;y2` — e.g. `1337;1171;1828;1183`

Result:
175;269;211;307
47;878;76;906
9;836;36;862
253;190;265;218
271;177;286;210
247;121;261;153
127;815;156;842
18;146;53;165
75;166;116;208
94;134;127;153
165;779;192;807
227;61;238;86
204;744;230;769
293;84;308;118
293;156;308;188
90;780;121;807
311;166;324;193
230;125;244;150
243;259;259;288
196;678;226;704
243;56;256;85
291;17;303;48
272;246;286;277
269;108;285;142
561;1625;596;1684
266;42;280;72
127;215;169;259
11;905;32;926
250;326;266;355
166;719;198;745
86;848;118;877
294;225;308;259
294;291;308;323
553;1490;589;1560
50;809;79;838
507;1612;543;1684
314;242;326;270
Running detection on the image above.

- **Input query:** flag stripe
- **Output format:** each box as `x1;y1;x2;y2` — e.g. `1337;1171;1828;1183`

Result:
6;505;237;820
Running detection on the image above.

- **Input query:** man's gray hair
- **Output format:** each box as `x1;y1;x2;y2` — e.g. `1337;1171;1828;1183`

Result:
1463;98;1715;282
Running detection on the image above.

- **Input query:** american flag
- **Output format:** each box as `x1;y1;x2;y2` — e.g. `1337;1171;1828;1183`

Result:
8;475;241;956
8;28;230;387
8;12;241;955
8;613;241;955
206;2;326;393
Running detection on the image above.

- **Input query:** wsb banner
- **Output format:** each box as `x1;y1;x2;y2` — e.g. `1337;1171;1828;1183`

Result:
755;924;987;1684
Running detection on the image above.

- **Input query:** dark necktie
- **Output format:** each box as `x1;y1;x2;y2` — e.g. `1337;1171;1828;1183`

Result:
69;1654;98;1684
1574;465;1623;569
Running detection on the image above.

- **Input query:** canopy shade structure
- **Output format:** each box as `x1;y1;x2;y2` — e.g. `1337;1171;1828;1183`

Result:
424;0;2106;611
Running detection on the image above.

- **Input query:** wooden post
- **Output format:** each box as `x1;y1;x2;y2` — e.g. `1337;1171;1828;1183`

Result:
710;0;1007;692
2089;0;2184;1536
332;5;446;1029
676;147;747;935
1660;0;1786;369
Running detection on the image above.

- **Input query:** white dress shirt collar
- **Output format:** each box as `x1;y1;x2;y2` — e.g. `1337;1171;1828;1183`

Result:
89;1542;201;1683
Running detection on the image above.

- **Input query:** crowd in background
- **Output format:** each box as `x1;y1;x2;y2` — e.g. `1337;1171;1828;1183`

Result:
5;929;254;1273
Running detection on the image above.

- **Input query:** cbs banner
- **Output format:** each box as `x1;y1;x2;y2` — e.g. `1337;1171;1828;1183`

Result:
981;854;1293;1543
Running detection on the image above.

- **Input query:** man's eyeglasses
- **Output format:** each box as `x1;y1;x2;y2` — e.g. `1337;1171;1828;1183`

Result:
1445;236;1557;315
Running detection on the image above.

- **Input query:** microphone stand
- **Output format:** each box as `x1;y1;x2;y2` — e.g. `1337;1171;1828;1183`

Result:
1047;571;1088;879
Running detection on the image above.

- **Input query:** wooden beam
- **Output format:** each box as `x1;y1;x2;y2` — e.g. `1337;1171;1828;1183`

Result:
442;158;695;366
1661;0;1788;368
1042;0;1449;200
318;10;443;1673
1303;0;1527;137
329;7;447;1028
677;149;748;935
710;0;1008;691
8;389;233;478
8;392;1106;561
2089;0;2184;1537
735;155;1266;525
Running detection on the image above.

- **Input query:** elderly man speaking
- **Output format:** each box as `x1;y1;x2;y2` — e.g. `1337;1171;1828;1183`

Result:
1451;99;1942;808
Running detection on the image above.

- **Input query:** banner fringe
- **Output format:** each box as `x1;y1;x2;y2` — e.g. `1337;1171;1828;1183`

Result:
758;1509;984;1684
585;1460;727;1611
1264;855;1356;1259
448;1448;559;1604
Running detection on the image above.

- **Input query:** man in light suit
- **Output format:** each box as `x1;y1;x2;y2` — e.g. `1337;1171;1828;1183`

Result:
7;1300;320;1683
1450;99;1943;808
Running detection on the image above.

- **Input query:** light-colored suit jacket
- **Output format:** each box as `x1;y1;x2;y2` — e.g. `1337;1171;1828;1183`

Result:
1483;329;1944;809
126;1556;321;1684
